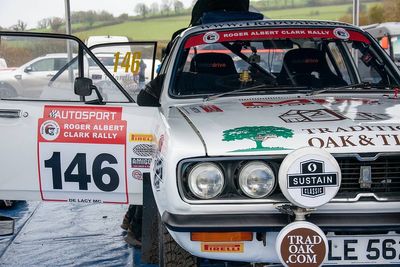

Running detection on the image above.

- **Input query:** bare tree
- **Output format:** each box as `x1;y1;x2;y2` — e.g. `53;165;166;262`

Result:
150;2;159;14
173;0;184;14
37;18;49;29
49;17;64;32
135;3;149;18
161;0;171;15
11;20;27;31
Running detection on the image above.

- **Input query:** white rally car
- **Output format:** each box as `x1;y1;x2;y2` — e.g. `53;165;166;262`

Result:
1;18;400;267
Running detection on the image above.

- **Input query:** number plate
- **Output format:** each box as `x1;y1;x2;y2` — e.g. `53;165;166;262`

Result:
327;235;400;265
37;105;128;204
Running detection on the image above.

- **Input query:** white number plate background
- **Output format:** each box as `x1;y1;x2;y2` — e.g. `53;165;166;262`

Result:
328;235;400;265
39;143;127;204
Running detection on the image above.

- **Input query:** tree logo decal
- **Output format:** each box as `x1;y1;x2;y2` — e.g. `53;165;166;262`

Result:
222;126;294;152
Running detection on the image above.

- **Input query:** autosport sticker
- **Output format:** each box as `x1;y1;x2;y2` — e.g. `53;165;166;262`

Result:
185;28;370;48
276;221;328;267
37;106;128;204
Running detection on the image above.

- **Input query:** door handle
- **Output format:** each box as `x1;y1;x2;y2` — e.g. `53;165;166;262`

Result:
0;109;21;118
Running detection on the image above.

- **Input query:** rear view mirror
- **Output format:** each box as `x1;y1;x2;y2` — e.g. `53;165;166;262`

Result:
0;216;15;236
74;77;93;96
263;40;293;49
380;36;389;50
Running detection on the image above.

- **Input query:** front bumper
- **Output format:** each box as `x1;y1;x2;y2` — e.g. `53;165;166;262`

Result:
163;211;400;232
163;212;400;264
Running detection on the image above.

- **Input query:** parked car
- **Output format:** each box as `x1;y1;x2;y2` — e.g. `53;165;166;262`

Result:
362;22;400;66
1;17;400;267
0;53;74;98
0;58;7;69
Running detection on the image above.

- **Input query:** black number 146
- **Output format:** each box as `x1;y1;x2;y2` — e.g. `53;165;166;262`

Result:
44;152;120;192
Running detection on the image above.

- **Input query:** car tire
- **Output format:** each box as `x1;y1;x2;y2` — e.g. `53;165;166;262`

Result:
0;84;17;98
158;213;198;267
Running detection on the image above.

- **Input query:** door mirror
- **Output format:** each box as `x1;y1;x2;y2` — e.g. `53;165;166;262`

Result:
380;36;389;50
24;66;33;73
74;77;93;96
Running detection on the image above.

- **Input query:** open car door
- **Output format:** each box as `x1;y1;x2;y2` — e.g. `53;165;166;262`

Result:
0;32;159;205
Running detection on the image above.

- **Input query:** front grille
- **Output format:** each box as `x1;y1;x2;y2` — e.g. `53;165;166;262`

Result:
336;154;400;198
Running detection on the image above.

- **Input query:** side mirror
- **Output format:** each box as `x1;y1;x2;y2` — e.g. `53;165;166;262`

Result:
380;36;389;50
24;66;33;73
74;77;93;96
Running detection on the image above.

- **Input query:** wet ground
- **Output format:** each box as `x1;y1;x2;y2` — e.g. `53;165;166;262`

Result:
0;202;258;267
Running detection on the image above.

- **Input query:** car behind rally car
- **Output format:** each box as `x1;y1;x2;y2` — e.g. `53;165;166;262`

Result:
0;17;400;267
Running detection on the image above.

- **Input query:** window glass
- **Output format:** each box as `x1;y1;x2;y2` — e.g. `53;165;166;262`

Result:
30;58;55;72
0;35;130;102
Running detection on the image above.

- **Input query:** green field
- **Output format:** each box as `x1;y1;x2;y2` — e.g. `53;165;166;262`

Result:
76;16;191;42
75;2;381;41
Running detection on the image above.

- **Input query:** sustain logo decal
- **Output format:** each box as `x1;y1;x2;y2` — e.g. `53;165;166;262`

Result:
222;126;294;152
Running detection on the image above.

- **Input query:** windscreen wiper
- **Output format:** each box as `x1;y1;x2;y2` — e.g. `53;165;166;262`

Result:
204;84;307;102
307;82;376;96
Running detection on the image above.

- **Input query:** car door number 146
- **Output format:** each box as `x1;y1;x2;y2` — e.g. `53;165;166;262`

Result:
45;152;120;192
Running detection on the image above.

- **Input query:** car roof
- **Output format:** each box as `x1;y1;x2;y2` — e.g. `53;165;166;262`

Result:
180;19;356;37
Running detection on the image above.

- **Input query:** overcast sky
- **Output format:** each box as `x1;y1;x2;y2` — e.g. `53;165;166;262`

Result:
0;0;194;28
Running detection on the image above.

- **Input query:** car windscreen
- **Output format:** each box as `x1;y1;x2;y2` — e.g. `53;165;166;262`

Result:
170;27;400;98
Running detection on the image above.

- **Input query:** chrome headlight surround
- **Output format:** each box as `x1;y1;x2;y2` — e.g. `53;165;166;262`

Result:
187;162;225;199
238;161;276;198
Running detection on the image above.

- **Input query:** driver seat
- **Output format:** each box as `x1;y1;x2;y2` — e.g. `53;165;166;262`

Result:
277;48;347;87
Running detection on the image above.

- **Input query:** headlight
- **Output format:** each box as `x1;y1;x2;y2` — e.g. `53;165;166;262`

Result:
239;161;275;198
188;163;224;199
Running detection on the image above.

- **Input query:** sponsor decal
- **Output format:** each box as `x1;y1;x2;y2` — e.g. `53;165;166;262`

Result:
243;99;316;108
153;155;163;191
354;112;390;121
287;160;339;197
276;221;328;267
182;105;223;114
303;125;400;148
185;28;370;48
131;158;151;169
132;170;143;180
203;31;220;43
132;144;155;157
40;120;60;141
278;147;341;208
157;134;165;153
37;106;128;204
200;105;223;113
201;243;244;253
279;109;346;123
129;133;154;143
333;28;350;40
222;126;293;152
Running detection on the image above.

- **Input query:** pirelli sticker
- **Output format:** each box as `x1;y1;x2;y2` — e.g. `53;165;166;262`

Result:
129;133;154;142
201;243;244;253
